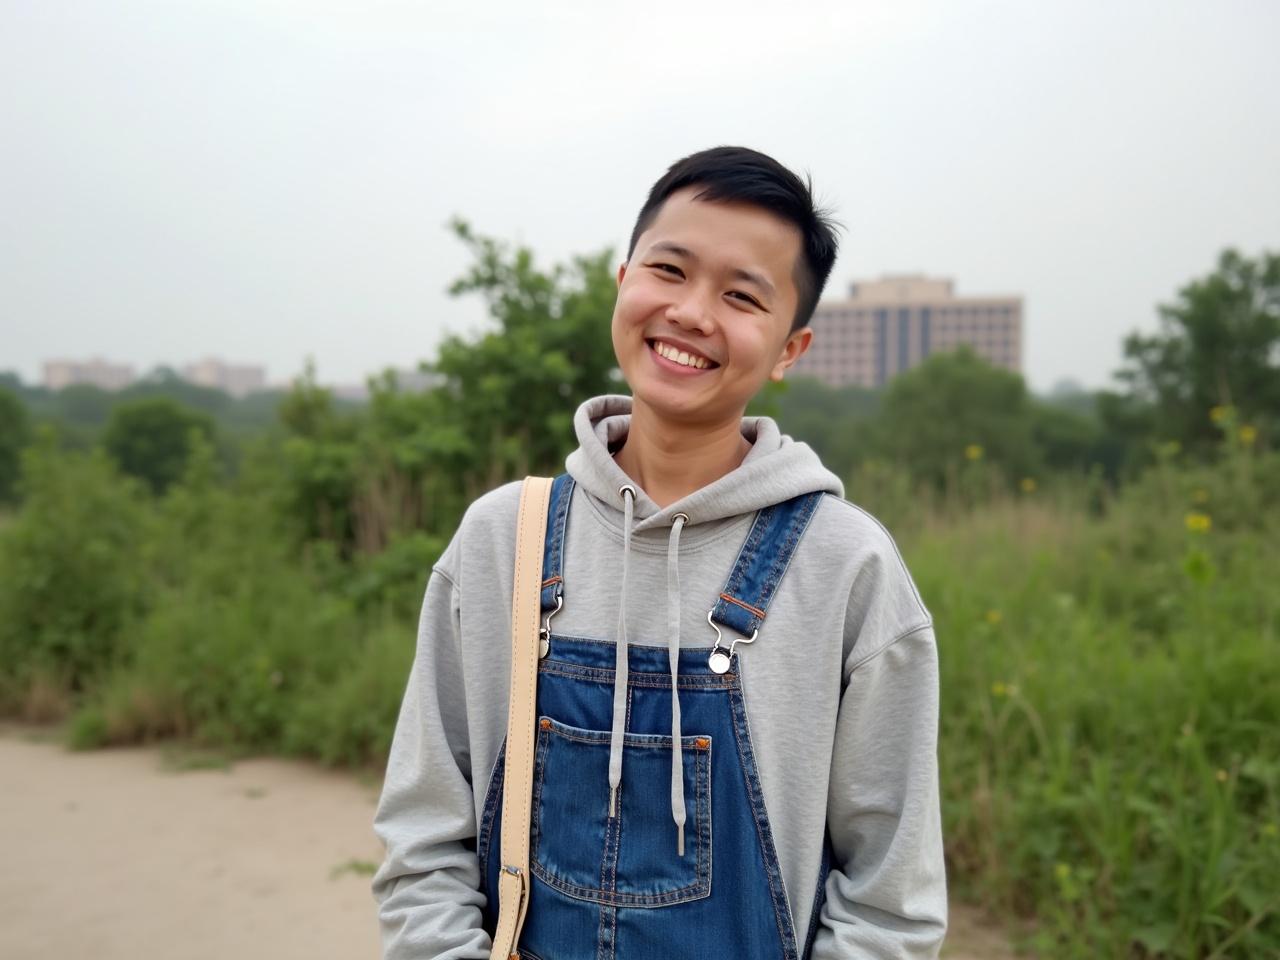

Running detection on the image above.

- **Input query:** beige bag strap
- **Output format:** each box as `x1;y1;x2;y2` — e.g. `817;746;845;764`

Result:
490;476;553;960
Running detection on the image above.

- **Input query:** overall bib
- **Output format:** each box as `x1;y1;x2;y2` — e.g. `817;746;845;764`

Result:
478;475;831;960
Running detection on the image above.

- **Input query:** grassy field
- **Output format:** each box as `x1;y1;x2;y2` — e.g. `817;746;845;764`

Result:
1;439;1277;957
899;455;1280;957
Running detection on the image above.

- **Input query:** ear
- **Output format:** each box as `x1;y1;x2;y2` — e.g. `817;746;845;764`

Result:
616;261;628;288
769;327;813;382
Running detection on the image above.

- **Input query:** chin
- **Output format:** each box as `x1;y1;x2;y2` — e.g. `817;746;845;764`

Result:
635;382;740;425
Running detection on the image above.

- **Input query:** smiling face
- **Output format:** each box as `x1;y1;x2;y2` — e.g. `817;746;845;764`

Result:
612;187;813;426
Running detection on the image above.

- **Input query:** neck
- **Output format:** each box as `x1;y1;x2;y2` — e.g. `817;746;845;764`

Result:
613;397;752;508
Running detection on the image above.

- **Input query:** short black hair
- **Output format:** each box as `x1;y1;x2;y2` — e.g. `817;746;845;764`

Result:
627;146;840;332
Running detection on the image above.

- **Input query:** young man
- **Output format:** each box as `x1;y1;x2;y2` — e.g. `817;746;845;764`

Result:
373;146;947;959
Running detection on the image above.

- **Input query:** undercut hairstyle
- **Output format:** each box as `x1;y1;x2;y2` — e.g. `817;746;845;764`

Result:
627;146;840;333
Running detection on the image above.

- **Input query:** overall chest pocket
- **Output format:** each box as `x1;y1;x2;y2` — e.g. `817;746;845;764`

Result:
531;716;713;907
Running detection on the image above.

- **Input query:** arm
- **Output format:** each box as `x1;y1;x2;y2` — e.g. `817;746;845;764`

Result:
372;562;492;960
812;624;948;958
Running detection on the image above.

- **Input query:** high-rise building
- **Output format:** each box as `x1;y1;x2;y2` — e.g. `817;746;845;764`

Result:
792;275;1023;388
182;357;267;397
43;357;136;391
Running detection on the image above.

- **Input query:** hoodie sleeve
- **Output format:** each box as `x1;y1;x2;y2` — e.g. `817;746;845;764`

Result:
811;552;948;957
371;551;491;960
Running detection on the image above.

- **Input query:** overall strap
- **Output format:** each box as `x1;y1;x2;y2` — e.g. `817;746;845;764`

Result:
711;491;825;638
539;473;576;612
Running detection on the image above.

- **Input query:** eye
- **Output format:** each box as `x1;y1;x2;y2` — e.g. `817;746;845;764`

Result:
647;261;684;278
728;290;762;308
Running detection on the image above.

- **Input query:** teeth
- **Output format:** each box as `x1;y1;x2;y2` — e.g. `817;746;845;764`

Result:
654;341;710;369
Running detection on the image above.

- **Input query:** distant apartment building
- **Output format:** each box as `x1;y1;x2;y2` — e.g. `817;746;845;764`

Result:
182;357;267;397
43;357;136;391
792;275;1023;388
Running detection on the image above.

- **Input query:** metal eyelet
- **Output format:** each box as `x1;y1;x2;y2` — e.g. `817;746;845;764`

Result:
618;483;637;501
672;512;690;525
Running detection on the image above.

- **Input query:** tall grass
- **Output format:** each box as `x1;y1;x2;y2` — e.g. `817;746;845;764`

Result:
903;445;1280;957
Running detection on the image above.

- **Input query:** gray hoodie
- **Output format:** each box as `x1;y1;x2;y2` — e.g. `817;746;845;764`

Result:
372;395;947;958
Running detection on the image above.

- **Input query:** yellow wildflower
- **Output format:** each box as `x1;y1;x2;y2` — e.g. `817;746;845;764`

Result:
1215;769;1229;783
1020;477;1037;493
1184;512;1212;534
985;609;1003;625
1239;425;1257;446
964;443;984;461
1209;405;1230;424
991;682;1007;697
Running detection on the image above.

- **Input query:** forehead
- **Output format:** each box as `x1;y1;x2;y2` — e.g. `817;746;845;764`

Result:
635;187;802;292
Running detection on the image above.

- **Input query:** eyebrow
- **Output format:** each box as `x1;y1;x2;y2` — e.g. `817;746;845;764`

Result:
646;241;776;298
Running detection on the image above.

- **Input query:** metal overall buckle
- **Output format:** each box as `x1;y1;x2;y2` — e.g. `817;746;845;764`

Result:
706;610;757;674
539;595;562;659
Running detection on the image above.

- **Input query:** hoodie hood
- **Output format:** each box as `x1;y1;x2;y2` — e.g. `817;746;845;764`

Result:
564;394;844;530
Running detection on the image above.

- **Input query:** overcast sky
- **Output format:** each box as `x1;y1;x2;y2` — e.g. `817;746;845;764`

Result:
3;0;1278;392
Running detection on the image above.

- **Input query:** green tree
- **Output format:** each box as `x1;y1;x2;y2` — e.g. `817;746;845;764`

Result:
870;348;1040;488
0;388;30;503
277;363;362;550
1114;249;1279;453
437;219;622;493
758;376;880;481
1029;401;1103;473
102;397;217;494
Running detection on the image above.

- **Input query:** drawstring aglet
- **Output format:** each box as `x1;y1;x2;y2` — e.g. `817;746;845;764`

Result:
609;786;618;818
677;822;685;858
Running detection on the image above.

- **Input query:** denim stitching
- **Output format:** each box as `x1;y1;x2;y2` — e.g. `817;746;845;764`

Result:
730;680;800;960
715;493;823;636
596;803;611;960
539;660;736;690
524;742;716;911
531;725;551;869
723;506;767;598
700;735;713;890
546;633;727;664
719;592;767;619
542;716;713;750
475;738;507;877
758;492;821;617
540;475;573;608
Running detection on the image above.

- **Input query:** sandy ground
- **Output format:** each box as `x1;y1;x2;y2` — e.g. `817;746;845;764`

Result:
0;727;1014;959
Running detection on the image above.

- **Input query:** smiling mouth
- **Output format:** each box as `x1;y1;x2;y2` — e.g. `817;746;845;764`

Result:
647;339;719;371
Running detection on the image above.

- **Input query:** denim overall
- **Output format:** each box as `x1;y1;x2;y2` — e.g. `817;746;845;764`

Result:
478;475;830;959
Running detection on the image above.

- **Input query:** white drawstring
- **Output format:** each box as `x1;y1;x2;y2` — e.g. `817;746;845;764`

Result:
607;485;635;818
606;489;689;860
668;512;688;856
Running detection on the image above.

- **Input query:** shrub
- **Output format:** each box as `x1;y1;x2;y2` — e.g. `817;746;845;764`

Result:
0;437;150;713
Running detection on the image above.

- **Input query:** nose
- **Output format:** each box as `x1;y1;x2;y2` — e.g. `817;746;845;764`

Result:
664;285;716;336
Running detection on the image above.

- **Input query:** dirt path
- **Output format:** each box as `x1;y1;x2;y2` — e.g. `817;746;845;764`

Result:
1;729;384;960
0;727;1013;959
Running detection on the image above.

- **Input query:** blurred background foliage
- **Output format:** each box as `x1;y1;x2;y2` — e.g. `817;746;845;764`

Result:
1;231;1277;958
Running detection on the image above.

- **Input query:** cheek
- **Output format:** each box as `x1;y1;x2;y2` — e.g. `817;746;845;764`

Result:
614;282;661;328
725;326;777;369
